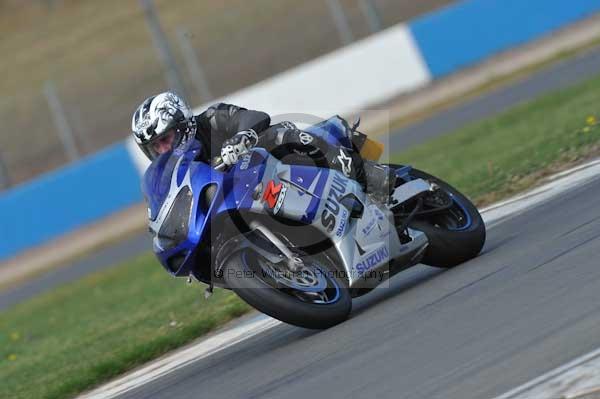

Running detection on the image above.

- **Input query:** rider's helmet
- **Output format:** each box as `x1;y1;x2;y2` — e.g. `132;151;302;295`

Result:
131;92;196;160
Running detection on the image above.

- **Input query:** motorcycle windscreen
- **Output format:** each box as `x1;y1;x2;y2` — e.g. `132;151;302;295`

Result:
142;140;203;221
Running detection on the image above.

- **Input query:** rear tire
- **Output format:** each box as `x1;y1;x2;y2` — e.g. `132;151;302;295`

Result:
223;249;352;329
391;166;486;268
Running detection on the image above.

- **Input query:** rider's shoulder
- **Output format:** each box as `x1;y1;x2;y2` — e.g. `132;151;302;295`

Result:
202;102;246;118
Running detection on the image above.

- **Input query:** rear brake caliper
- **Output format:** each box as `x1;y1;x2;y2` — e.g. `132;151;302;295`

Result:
423;183;452;209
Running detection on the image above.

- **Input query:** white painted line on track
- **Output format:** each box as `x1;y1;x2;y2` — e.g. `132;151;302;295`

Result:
481;158;600;227
79;315;282;399
493;347;600;399
79;158;600;399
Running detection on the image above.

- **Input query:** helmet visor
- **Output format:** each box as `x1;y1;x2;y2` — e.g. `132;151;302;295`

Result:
151;130;177;155
142;129;184;160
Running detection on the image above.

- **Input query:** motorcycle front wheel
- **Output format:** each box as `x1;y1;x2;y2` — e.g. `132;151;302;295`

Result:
223;248;351;329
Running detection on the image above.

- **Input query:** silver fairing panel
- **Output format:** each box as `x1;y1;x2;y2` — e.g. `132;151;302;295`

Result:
244;155;429;288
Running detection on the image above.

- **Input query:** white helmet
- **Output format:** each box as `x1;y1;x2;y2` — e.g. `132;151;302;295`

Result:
131;92;196;160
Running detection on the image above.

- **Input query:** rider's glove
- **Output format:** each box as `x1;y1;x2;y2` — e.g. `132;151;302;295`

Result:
220;129;259;166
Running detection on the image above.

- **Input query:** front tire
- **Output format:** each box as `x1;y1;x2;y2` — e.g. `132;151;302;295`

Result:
223;249;352;329
391;166;486;268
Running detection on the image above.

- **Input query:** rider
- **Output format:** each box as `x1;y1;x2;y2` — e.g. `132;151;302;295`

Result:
131;92;395;200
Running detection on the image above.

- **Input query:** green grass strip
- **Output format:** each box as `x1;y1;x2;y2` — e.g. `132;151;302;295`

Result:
0;253;250;399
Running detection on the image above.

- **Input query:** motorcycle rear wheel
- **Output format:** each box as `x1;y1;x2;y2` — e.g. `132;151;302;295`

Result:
390;166;486;268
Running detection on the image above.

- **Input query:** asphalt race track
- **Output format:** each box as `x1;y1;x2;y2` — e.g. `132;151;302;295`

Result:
2;45;600;311
119;174;600;399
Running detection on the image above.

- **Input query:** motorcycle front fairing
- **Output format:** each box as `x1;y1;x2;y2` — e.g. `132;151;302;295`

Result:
142;140;269;278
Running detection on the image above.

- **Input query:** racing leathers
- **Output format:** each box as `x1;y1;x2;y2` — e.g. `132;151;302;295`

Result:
194;103;394;198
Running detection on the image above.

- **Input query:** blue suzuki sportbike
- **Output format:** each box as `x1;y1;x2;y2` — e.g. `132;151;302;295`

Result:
143;116;485;329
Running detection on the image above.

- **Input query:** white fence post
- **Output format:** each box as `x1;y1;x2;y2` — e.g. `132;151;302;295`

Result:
358;0;383;33
43;80;80;162
0;152;10;190
139;0;188;100
326;0;354;46
176;28;214;103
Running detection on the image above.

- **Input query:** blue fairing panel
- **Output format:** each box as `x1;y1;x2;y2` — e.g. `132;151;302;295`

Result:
304;116;353;149
150;149;269;276
143;140;203;221
289;166;329;224
143;152;176;221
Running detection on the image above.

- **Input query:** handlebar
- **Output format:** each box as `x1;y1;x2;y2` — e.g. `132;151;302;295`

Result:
212;156;227;171
212;148;253;172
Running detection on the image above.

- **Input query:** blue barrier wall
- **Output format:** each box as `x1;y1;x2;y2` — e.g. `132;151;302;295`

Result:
0;143;142;260
410;0;600;78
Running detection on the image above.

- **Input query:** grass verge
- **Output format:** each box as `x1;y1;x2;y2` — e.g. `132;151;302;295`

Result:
391;72;600;205
0;253;251;399
2;71;600;399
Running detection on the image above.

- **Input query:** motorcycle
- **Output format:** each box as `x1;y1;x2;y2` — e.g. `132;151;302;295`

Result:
144;116;486;329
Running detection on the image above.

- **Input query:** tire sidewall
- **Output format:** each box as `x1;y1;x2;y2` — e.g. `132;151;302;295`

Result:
389;166;486;268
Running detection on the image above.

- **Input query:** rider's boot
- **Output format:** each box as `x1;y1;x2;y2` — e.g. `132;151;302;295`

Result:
326;147;396;203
